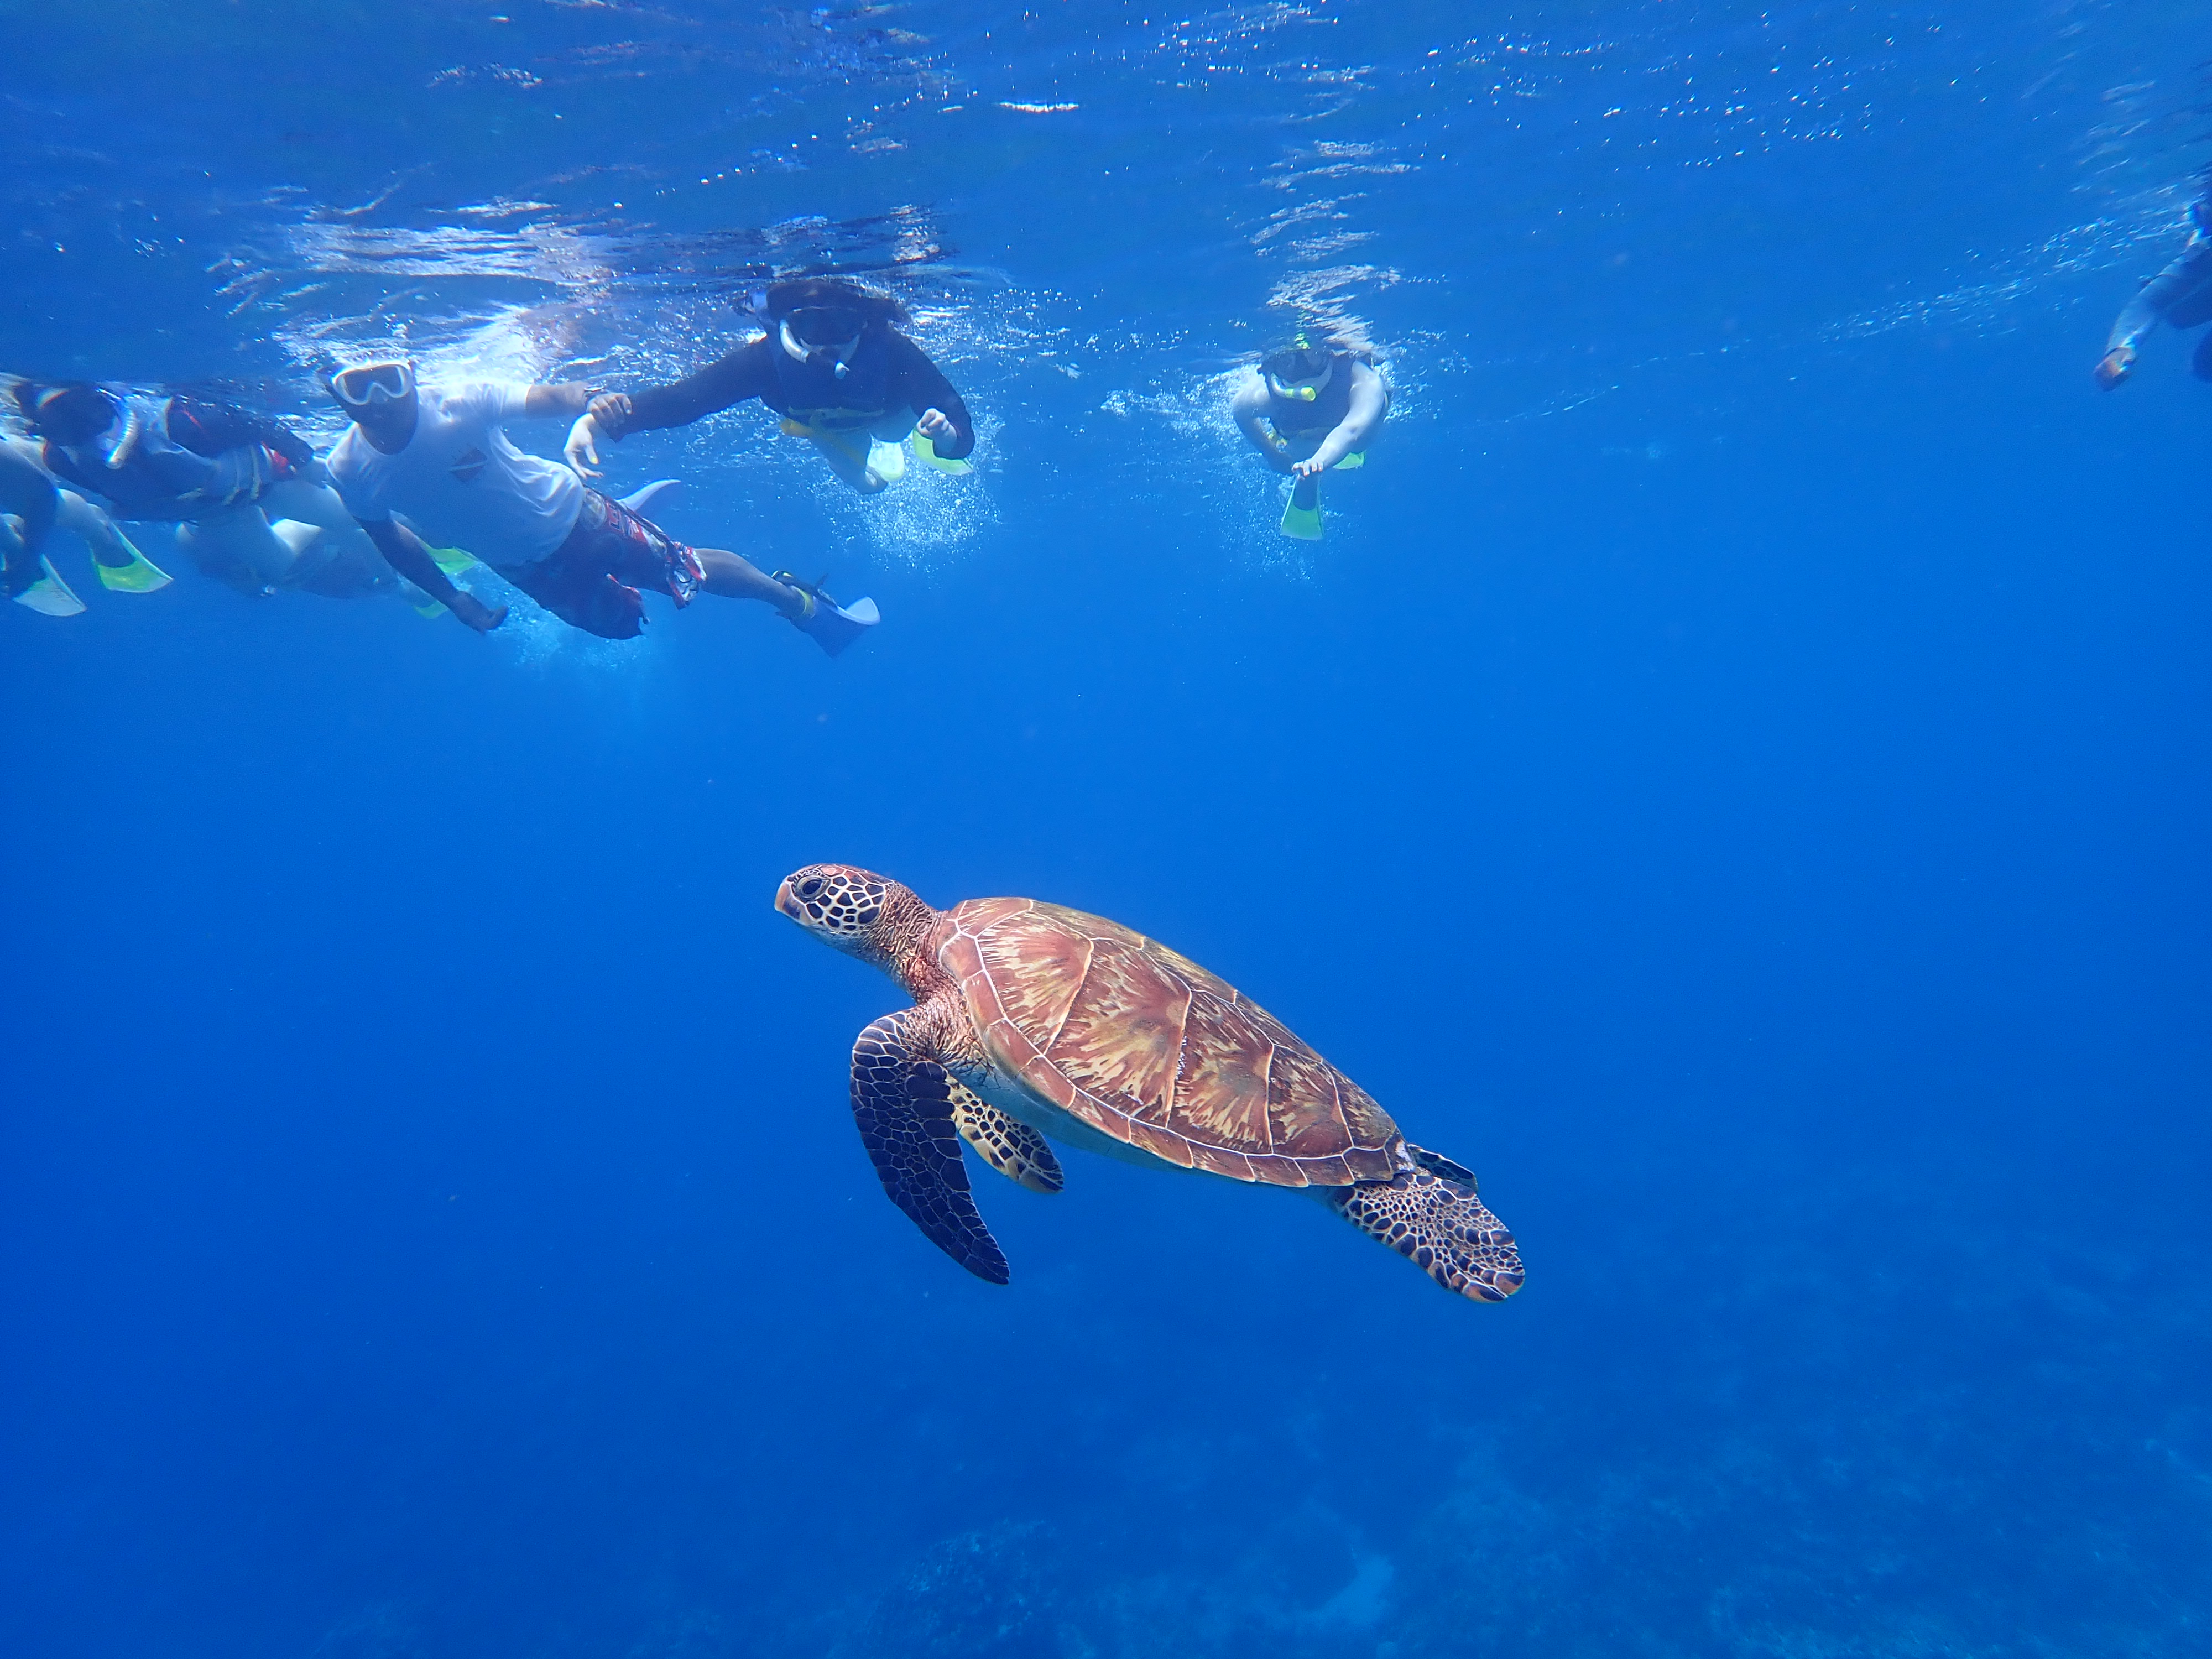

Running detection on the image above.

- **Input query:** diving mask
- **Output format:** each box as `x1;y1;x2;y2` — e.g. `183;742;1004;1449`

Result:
332;359;416;408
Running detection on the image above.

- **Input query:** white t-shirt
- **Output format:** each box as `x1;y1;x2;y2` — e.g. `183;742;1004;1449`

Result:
328;380;583;566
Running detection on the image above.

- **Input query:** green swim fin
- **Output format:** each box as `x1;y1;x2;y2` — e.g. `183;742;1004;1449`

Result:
1333;450;1366;471
429;546;477;576
92;534;173;594
911;431;974;476
1280;474;1323;541
14;557;87;617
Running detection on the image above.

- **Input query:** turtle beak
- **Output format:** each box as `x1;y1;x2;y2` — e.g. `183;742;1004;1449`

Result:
774;878;801;920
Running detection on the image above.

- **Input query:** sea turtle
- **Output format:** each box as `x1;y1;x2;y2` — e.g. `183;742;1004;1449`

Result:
775;864;1524;1303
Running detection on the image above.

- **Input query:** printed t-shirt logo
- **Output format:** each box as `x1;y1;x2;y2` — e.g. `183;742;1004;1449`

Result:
448;446;488;484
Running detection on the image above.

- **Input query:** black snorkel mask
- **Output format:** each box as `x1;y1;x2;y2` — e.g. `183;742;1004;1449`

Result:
1265;353;1334;404
776;307;867;379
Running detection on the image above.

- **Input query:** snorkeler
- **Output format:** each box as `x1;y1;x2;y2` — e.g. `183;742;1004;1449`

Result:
1229;332;1389;541
2095;189;2212;388
12;379;387;599
564;276;977;495
326;358;875;649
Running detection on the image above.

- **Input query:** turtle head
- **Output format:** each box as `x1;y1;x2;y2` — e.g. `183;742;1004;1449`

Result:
776;863;931;975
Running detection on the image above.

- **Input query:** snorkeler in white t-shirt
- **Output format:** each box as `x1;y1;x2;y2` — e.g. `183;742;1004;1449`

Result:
324;359;877;651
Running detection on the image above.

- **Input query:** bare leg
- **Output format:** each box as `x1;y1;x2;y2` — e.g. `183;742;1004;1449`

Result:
179;504;316;587
51;491;142;567
801;431;887;494
257;478;361;534
696;546;806;616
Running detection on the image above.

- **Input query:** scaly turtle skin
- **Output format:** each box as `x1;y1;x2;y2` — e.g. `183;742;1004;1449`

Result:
776;864;1524;1303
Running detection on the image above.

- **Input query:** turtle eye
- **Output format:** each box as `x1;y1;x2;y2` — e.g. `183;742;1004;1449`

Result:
797;876;825;899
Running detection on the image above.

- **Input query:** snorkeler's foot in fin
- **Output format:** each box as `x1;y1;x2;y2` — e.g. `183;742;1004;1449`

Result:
91;532;172;593
1280;473;1323;541
14;557;88;617
774;570;880;657
912;432;974;476
619;479;683;520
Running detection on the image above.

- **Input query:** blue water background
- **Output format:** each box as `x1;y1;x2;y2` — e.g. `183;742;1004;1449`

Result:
5;3;2211;1655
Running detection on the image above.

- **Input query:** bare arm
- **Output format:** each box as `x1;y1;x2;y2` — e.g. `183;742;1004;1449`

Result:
1230;373;1294;472
358;516;505;632
523;382;597;420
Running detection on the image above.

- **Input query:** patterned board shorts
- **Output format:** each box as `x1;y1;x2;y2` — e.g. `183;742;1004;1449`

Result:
498;488;705;640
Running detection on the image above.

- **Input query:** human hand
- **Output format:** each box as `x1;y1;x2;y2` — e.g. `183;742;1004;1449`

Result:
587;392;632;426
564;414;603;479
447;589;508;633
2093;347;2135;389
916;407;956;441
1291;455;1328;479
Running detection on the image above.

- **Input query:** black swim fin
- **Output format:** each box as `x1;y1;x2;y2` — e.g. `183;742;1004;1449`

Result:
774;571;880;657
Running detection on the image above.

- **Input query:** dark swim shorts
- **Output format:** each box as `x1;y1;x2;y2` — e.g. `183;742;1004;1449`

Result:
497;488;705;640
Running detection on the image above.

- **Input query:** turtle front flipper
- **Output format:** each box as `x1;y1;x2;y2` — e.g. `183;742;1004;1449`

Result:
851;1011;1011;1284
1328;1145;1524;1302
950;1082;1065;1194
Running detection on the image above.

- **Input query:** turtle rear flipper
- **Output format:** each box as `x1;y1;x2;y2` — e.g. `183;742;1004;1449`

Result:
950;1082;1064;1194
851;1010;1011;1284
1330;1146;1523;1302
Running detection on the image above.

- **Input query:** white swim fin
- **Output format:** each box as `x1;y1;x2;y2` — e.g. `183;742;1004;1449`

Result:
14;557;87;616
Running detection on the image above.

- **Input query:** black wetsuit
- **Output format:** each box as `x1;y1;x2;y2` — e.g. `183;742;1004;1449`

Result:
43;395;318;521
2107;218;2212;380
598;330;977;457
0;446;59;596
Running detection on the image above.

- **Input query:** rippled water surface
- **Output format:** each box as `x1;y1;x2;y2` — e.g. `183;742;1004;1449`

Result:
5;4;2212;1657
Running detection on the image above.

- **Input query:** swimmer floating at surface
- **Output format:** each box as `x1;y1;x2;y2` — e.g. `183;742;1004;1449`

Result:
328;358;877;651
12;378;402;602
1230;331;1389;541
2095;189;2212;388
565;276;977;495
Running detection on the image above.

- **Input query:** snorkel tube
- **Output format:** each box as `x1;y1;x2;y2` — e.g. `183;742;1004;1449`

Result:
1261;332;1337;404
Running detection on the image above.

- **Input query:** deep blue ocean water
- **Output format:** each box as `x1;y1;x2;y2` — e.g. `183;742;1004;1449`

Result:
6;3;2212;1656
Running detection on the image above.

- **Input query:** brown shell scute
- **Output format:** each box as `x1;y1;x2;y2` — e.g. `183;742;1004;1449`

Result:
943;899;1404;1188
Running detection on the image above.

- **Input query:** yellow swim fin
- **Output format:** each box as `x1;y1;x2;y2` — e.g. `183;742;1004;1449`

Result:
911;431;974;476
14;557;87;616
92;534;173;594
1333;450;1366;471
429;546;476;576
1279;474;1323;541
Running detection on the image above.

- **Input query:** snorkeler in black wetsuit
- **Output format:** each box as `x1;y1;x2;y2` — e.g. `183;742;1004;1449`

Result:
1229;332;1390;541
565;277;977;494
14;379;399;599
2095;191;2212;388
